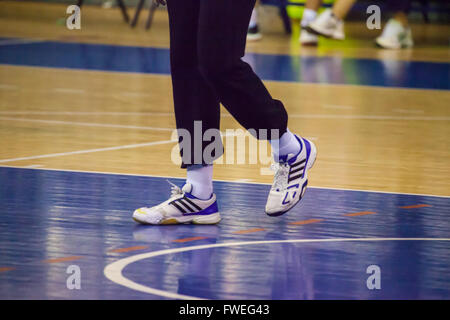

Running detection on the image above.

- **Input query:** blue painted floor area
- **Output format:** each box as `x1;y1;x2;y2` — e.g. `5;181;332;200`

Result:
0;38;449;90
0;167;449;299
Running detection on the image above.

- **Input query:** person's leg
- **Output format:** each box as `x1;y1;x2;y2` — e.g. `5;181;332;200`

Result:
197;0;316;216
197;0;288;141
331;0;356;20
247;2;262;41
132;0;221;225
166;0;221;200
300;0;322;45
303;0;322;24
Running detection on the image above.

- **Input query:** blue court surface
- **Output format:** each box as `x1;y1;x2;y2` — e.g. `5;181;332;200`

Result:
0;166;449;299
0;38;449;90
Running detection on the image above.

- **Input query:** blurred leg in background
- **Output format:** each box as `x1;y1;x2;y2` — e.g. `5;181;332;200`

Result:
376;0;414;49
305;0;357;40
247;1;263;41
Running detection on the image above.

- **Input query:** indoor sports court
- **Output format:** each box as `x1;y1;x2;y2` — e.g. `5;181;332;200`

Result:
0;0;449;300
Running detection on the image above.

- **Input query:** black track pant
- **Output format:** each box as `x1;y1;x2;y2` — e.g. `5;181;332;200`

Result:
167;0;288;168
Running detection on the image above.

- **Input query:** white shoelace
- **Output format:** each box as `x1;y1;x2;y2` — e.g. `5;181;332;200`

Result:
166;179;183;198
270;162;289;192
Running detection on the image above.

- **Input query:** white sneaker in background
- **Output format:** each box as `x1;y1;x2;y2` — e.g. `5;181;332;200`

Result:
247;25;263;41
306;9;345;40
376;18;414;49
300;29;318;46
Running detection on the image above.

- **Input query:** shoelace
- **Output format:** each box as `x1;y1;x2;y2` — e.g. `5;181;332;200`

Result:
167;179;183;198
140;181;183;211
270;162;289;192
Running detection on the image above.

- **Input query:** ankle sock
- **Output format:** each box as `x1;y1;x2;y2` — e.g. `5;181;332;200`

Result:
270;129;302;162
301;8;318;27
186;165;213;200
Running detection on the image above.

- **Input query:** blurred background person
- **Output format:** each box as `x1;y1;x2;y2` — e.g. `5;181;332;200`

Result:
303;0;414;49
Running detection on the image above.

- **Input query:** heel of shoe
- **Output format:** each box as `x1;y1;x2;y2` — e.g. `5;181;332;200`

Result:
192;212;221;225
307;140;317;170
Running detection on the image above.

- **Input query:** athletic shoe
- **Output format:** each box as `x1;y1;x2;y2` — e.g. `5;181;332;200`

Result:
305;9;345;40
375;18;414;49
247;25;262;41
265;136;317;216
132;182;221;225
300;29;318;46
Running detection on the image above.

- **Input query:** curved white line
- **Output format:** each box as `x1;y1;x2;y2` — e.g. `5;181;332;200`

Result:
104;238;450;300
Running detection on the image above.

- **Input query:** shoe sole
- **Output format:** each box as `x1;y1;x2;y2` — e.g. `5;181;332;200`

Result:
133;212;221;225
247;34;262;41
304;25;344;40
266;138;317;217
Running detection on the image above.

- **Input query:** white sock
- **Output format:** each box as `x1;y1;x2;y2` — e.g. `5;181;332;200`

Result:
249;8;258;28
270;129;302;162
186;165;213;200
301;8;317;27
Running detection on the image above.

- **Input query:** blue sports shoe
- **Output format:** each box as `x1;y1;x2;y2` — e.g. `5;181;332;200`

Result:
133;182;221;225
265;135;317;216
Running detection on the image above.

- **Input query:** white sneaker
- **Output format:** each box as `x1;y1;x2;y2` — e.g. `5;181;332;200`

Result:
306;9;345;40
132;182;221;225
265;136;317;216
300;29;318;46
376;19;414;49
247;25;262;41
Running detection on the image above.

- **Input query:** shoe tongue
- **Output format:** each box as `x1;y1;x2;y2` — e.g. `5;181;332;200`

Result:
277;153;297;164
385;19;403;35
182;183;193;194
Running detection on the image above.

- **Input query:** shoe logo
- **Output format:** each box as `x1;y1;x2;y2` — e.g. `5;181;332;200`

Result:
170;197;201;214
282;190;298;205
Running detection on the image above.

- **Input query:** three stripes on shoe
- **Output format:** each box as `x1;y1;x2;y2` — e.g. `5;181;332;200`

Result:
288;159;306;183
169;196;202;215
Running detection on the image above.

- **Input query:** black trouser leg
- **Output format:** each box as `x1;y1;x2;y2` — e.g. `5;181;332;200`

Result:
167;0;288;167
167;0;221;168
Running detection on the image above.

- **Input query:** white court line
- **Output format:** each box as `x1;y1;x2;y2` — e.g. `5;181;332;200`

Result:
103;238;450;300
1;165;448;199
1;112;448;121
0;139;177;164
0;117;174;131
0;38;45;46
23;164;44;168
